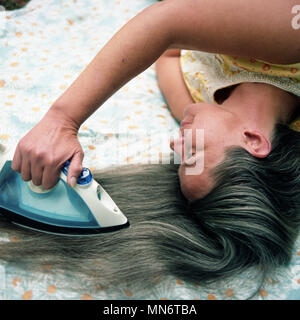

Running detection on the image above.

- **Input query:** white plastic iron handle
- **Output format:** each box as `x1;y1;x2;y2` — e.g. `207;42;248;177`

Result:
59;173;128;228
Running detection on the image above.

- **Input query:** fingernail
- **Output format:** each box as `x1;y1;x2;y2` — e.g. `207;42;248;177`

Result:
70;176;77;187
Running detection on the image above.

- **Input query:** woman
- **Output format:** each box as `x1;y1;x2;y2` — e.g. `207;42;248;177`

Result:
2;0;300;297
11;0;300;189
156;49;300;199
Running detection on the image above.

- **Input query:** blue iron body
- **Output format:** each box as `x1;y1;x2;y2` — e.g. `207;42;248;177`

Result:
0;149;129;236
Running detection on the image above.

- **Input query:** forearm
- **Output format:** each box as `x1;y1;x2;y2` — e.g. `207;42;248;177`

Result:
51;2;172;127
156;50;194;122
167;0;299;64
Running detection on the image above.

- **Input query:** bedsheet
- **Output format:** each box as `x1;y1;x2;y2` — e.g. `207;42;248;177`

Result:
0;0;299;300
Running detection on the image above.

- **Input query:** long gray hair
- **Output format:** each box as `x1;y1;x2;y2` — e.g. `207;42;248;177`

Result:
0;123;299;297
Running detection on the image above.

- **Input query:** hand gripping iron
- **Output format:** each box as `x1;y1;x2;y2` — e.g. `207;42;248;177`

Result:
0;143;129;236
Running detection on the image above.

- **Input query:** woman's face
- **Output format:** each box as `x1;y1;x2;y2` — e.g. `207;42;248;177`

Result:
170;103;243;200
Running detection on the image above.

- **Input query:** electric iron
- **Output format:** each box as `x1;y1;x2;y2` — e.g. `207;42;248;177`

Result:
0;143;129;236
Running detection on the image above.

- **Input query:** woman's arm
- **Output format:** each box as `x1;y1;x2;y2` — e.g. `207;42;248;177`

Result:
155;49;194;122
52;0;299;125
51;2;172;126
167;0;299;64
12;0;300;188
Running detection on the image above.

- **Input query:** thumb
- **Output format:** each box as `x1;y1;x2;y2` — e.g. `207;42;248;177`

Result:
67;150;84;187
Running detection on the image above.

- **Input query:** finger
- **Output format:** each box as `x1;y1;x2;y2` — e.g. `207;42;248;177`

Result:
41;165;61;190
31;162;44;186
67;150;84;187
20;158;32;181
11;146;22;172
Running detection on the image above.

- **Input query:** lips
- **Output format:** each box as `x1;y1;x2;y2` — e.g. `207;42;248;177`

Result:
170;134;196;165
170;119;195;162
171;135;184;155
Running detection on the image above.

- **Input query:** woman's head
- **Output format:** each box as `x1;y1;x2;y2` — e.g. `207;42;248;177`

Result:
186;123;300;275
170;102;274;200
172;65;300;201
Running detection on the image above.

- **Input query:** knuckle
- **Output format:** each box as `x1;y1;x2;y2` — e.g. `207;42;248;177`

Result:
43;152;58;168
43;157;55;168
70;164;83;176
21;173;31;182
32;150;45;162
16;138;25;150
23;143;33;155
18;138;32;153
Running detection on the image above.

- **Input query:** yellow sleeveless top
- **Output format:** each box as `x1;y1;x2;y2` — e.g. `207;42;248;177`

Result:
180;50;300;131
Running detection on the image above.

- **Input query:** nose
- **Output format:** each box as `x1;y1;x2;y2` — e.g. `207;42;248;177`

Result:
183;104;195;118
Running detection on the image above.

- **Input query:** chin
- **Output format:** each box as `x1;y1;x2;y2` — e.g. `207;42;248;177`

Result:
178;165;213;200
178;166;197;201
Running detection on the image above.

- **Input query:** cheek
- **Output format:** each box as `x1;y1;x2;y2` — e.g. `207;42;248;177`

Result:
192;117;215;141
193;118;227;152
179;170;196;200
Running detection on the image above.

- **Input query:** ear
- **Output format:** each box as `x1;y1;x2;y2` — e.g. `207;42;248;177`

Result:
242;130;271;158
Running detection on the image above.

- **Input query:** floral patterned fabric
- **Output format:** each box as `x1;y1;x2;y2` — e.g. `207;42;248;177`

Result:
181;50;300;131
0;0;299;300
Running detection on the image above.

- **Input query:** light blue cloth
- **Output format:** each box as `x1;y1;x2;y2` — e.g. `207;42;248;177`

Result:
0;0;299;300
